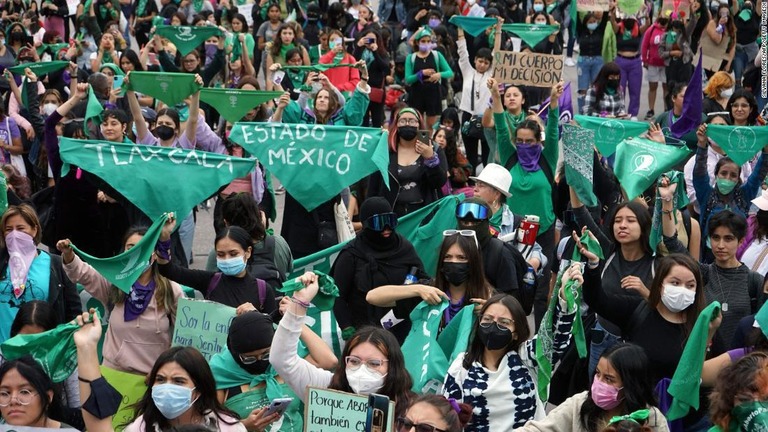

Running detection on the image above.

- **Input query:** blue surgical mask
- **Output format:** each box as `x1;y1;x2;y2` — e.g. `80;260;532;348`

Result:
533;3;544;11
587;22;598;31
217;256;247;276
151;384;196;420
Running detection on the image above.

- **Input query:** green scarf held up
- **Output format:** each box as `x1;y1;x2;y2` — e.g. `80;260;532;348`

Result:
448;15;496;37
84;87;104;138
706;124;768;166
756;300;768;338
282;61;357;73
649;171;689;254
562;124;598;207
7;60;69;76
0;171;7;215
136;0;148;15
70;214;168;294
567;231;603;358
501;23;560;48
192;0;203;12
602;27;617;62
277;270;340;311
154;25;222;57
498;111;526;167
1;319;86;382
279;42;295;61
613;137;692;201
573;115;649;157
199;88;283;124
36;42;69;56
121;71;202;107
667;301;722;421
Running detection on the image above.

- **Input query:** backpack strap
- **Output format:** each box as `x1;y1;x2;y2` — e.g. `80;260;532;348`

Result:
257;278;266;310
207;272;223;295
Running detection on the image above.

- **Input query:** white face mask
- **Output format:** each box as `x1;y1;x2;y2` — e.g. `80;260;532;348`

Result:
661;283;696;313
346;365;386;394
720;87;735;98
42;103;58;116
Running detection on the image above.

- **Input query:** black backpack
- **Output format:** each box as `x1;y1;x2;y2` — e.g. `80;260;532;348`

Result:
245;236;286;289
485;237;535;314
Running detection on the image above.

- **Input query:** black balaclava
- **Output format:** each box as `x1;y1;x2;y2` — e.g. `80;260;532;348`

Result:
227;311;274;375
457;197;493;247
359;197;399;251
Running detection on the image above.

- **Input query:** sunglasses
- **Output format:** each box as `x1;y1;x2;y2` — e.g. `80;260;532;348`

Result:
456;202;489;220
396;417;447;432
443;229;478;247
363;212;398;232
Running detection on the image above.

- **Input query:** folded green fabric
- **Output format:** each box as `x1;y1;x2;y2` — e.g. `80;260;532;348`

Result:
199;88;283;124
448;16;496;37
277;270;340;311
7;60;69;76
155;25;222;56
501;23;560;48
649;170;689;253
122;71;202;106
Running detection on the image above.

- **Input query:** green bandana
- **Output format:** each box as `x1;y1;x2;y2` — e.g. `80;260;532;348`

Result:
738;8;752;20
729;401;768;431
609;409;651;425
154;25;222;56
209;349;283;399
501;23;560;48
122;71;202;106
0;171;7;215
279;42;295;61
84;87;104;138
613;137;692;201
137;0;148;15
574;115;649;157
7;60;69;76
568;231;602;358
706;125;768;166
618;0;644;14
199;88;283;124
649;170;689;253
276;270;339;310
1;320;83;382
228;123;390;211
70;214;168;294
448;15;496;37
667;301;722;420
282;61;357;72
192;0;203;11
755;300;768;339
36;42;69;56
602;26;617;62
59;138;256;220
413;27;434;41
99;62;125;76
498;111;526;167
562;124;598;207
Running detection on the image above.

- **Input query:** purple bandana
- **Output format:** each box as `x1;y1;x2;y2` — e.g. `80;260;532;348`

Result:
516;143;543;172
124;277;156;322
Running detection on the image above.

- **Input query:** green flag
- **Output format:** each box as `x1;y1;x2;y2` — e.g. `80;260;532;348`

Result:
567;232;602;358
448;15;496;37
706;125;768;166
7;60;69;76
154;25;222;56
649;171;689;253
122;72;202;106
70;214;168;294
85;87;104;138
229;123;390;211
1;320;81;382
613;137;692;201
501;24;560;48
58;138;256;219
199;89;283;124
618;0;644;14
574;115;649;157
436;304;476;366
562;124;598;207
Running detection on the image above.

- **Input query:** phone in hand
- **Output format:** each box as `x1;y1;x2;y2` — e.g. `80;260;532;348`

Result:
113;75;124;90
272;70;285;85
148;52;158;65
417;130;431;143
365;394;389;432
264;398;293;417
366;37;375;44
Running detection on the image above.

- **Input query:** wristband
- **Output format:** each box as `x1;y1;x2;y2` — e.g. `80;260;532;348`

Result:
587;260;599;270
290;296;310;308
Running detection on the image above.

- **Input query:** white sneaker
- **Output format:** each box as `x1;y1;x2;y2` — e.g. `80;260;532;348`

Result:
565;57;576;67
630;116;638;121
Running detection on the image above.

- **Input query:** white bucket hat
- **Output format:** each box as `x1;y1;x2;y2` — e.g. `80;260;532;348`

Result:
470;163;512;197
752;188;768;211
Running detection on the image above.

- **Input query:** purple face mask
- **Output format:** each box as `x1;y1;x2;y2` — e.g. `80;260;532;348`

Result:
516;143;542;172
6;230;37;299
205;44;218;59
428;18;441;28
419;43;431;52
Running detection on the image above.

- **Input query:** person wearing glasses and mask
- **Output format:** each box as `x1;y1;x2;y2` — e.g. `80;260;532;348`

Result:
443;269;578;431
330;197;428;343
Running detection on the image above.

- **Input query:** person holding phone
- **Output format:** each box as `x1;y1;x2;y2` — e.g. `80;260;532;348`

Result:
404;27;455;130
318;29;361;93
367;107;448;217
352;29;390;127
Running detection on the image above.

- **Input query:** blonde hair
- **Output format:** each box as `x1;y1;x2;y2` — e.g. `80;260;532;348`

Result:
704;71;735;100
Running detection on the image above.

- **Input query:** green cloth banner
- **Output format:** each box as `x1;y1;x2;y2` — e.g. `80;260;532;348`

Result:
401;302;475;393
574;115;649;157
563;124;598;207
614;137;692;201
618;0;644;14
7;60;69;76
199;89;283;124
101;365;147;431
70;214;168;294
649;170;689;253
501;23;560;48
228;123;390;211
567;231;602;358
448;15;497;37
154;25;222;56
1;321;80;382
59;138;256;220
667;301;721;420
706;125;768;166
122;72;202;107
281;62;358;72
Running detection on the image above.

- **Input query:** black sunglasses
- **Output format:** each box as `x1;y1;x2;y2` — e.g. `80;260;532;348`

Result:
396;417;447;432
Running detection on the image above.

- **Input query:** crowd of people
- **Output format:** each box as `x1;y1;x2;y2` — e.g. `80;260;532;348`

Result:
0;0;765;430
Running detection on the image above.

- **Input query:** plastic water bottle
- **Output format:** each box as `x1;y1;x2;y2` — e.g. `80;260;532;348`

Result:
523;266;536;293
404;266;419;285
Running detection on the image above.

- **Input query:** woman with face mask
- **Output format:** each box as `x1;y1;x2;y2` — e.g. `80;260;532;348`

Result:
583;62;626;117
443;272;577;430
702;72;735;114
0;205;80;344
155;216;277;314
56;225;184;375
607;0;650;120
270;271;415;419
403;27;455;129
514;344;669;432
709;352;768;431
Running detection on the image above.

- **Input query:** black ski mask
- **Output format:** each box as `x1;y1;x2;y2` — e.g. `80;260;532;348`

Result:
228;311;274;375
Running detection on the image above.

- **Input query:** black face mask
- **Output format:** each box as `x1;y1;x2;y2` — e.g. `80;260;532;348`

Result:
442;262;470;286
607;79;620;89
232;352;271;375
467;219;492;246
478;324;513;350
398;126;418;141
758;210;768;227
155;125;175;140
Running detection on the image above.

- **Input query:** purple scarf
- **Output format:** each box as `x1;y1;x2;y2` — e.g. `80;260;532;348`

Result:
124;278;156;322
517;143;543;172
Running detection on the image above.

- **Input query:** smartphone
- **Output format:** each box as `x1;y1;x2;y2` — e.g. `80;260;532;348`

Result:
148;52;158;65
365;394;389;432
264;397;293;416
272;70;285;85
113;75;124;90
417;129;431;143
366;37;375;44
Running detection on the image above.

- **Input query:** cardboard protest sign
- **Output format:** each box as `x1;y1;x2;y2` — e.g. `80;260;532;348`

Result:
172;298;236;361
492;51;563;87
101;366;147;431
304;388;395;432
578;0;610;12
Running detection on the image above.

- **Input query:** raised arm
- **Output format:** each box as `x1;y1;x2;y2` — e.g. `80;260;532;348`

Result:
74;310;118;432
184;74;203;144
125;73;150;142
366;284;448;307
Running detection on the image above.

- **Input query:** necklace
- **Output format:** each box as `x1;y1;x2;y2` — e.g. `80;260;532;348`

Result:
710;264;742;312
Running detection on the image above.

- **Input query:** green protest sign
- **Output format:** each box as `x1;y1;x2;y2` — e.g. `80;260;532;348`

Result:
562;124;598;207
305;387;394;432
172;298;236;361
70;214;168;294
229;123;390;211
199;89;283;124
59;138;256;220
613;137;692;200
706;125;768;166
101;366;147;431
122;72;202;106
574;115;649;156
154;25;222;56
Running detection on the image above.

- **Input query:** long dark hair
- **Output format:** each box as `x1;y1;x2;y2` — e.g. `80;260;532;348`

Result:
406;394;473;432
130;347;240;432
604;201;653;256
591;62;621;111
580;344;657;432
328;327;413;418
270;22;297;58
434;127;459;168
0;357;64;426
727;89;758;125
646;254;706;340
120;50;145;72
463;294;530;369
221;193;266;242
434;234;491;304
358;29;388;57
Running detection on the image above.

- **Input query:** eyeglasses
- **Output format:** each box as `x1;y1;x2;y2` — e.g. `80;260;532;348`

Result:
480;314;515;331
345;355;388;371
0;389;38;407
239;351;269;364
397;118;420;126
363;212;398;232
396;417;447;432
456;202;489;220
